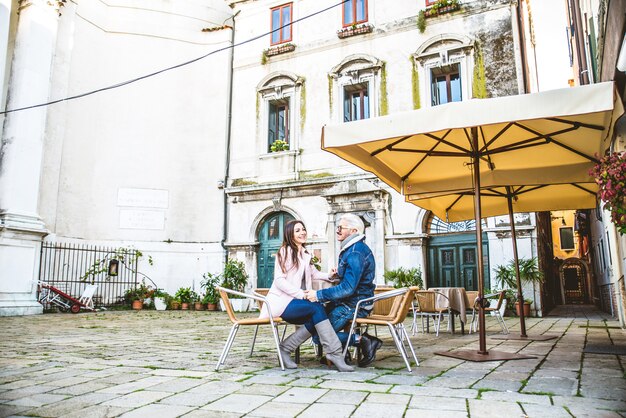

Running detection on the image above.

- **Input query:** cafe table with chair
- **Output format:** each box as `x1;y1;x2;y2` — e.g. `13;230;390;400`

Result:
422;287;470;334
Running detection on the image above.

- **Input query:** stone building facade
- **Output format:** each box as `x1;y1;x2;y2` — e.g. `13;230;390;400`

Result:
225;0;543;311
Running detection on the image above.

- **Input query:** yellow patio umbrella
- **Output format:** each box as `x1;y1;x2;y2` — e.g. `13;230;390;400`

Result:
321;82;623;361
406;182;598;341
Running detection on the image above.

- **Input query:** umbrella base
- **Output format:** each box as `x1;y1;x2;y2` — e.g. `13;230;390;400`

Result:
491;334;557;341
435;350;536;362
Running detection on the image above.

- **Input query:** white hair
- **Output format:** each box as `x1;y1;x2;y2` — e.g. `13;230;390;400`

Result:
339;213;364;234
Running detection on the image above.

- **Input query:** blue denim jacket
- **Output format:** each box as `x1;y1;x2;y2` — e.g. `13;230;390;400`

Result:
316;237;376;309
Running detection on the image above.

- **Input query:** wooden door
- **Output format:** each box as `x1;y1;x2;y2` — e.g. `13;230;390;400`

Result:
427;233;489;290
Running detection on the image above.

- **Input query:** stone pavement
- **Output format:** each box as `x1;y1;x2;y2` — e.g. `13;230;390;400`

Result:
0;306;625;418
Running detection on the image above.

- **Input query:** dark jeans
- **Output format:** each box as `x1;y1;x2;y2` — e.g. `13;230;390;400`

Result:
280;298;328;334
312;303;371;347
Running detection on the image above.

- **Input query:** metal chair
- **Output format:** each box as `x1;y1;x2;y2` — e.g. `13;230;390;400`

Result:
249;288;290;356
368;286;403;337
464;290;479;334
343;287;420;372
469;291;509;334
412;290;450;336
215;286;285;371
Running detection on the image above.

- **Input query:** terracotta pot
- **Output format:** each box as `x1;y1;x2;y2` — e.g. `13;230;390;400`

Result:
515;301;531;317
194;302;205;311
207;303;218;311
170;302;181;310
132;300;143;310
181;302;190;310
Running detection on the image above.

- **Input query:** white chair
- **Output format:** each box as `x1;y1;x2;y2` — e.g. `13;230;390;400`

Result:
78;284;98;310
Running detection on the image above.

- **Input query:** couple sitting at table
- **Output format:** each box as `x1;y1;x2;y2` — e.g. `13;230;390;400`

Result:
258;214;382;372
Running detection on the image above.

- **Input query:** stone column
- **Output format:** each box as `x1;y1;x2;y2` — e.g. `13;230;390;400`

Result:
373;206;386;284
0;0;11;106
325;197;337;262
0;0;59;316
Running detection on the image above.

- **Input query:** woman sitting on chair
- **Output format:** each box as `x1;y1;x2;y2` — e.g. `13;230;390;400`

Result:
259;219;353;372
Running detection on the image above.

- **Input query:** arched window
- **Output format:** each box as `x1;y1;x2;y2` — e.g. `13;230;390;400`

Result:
413;34;474;108
329;54;383;123
428;215;478;235
257;72;304;154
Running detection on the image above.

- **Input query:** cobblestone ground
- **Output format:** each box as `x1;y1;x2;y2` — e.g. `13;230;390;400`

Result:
0;308;625;417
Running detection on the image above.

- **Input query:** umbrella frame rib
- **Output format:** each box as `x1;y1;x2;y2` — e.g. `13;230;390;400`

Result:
372;120;602;186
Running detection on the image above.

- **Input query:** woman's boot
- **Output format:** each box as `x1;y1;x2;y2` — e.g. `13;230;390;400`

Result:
279;326;311;369
314;320;355;372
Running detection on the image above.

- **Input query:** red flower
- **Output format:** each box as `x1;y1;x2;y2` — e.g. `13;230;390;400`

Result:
590;151;626;234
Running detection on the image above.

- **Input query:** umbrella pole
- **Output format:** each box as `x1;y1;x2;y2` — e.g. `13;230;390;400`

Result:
472;128;488;355
434;136;540;360
506;190;527;337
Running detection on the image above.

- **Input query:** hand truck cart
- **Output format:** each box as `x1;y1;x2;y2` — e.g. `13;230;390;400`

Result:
37;281;97;313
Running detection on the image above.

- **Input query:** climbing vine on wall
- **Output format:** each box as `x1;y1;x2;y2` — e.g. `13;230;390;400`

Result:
327;75;334;116
411;57;421;110
300;79;306;131
379;62;388;116
472;41;487;99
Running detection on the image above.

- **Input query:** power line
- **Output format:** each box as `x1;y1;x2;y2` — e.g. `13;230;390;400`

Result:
0;0;347;116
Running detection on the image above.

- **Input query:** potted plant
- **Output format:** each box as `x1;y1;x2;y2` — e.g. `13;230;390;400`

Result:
201;292;217;311
143;286;155;307
516;298;533;317
201;272;221;311
174;287;196;310
383;266;424;289
153;289;170;311
270;139;290;152
170;298;181;310
194;293;205;311
493;257;543;316
219;259;250;312
124;281;153;310
124;286;145;310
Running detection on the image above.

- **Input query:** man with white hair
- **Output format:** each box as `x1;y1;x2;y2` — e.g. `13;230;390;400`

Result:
304;213;381;367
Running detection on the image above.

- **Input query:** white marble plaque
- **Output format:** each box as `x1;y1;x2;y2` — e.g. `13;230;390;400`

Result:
117;188;169;208
119;209;165;230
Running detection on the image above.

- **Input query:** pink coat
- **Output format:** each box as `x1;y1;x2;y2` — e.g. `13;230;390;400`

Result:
259;246;329;318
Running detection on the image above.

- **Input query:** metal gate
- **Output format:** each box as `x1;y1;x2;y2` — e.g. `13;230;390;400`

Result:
38;243;139;308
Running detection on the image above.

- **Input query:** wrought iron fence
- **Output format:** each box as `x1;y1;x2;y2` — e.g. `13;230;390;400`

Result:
38;242;139;309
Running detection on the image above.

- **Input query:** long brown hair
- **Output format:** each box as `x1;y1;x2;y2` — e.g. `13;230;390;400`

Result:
277;220;306;273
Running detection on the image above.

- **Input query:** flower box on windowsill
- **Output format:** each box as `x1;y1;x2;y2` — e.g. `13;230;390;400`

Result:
337;24;373;39
424;3;461;18
264;43;297;57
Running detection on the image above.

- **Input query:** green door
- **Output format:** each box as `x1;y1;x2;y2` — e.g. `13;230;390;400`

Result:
257;212;294;288
427;233;489;290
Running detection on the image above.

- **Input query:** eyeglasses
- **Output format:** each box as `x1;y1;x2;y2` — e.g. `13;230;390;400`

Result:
336;226;351;233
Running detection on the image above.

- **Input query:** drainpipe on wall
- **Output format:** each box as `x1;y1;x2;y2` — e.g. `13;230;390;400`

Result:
221;10;240;265
515;0;530;94
570;0;590;85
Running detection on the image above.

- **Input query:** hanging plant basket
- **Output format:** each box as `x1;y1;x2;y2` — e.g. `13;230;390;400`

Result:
337;24;373;39
590;151;626;234
264;43;297;57
424;1;461;18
